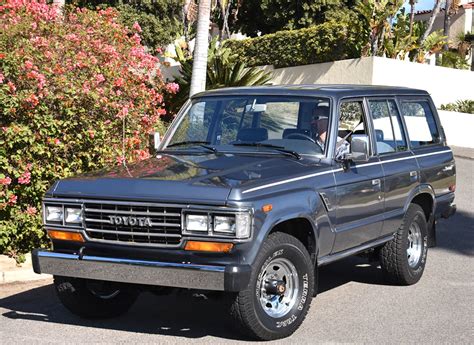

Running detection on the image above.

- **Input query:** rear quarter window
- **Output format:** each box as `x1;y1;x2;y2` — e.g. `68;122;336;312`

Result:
400;100;440;148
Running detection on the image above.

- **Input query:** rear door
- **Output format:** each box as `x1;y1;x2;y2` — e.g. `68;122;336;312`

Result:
367;98;419;235
398;98;455;198
333;99;384;253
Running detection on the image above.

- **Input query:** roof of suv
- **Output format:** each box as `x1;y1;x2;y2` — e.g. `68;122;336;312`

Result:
193;84;429;99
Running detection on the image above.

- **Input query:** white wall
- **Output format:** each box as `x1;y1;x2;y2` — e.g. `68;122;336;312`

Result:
261;58;374;85
371;57;474;107
438;110;474;149
265;57;474;107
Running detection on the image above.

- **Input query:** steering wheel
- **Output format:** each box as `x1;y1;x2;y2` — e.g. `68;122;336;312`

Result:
285;133;316;143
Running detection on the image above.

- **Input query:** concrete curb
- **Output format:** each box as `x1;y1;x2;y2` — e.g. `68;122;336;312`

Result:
452;146;474;161
1;270;51;284
0;253;51;284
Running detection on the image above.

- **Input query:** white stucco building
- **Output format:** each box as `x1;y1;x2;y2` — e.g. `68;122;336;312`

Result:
414;1;473;41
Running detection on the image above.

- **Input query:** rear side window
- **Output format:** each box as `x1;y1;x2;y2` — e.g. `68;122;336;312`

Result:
369;99;407;154
400;100;440;148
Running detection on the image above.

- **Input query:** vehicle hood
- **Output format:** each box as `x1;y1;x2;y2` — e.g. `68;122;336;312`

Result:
48;153;327;204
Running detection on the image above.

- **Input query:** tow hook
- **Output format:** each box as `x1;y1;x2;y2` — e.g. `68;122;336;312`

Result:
264;279;286;295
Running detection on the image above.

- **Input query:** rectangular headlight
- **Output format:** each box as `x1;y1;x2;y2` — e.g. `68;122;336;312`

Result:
214;215;236;234
235;213;251;239
186;214;209;232
45;206;63;223
65;207;82;224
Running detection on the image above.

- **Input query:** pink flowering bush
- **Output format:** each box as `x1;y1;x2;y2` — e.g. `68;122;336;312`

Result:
0;1;178;261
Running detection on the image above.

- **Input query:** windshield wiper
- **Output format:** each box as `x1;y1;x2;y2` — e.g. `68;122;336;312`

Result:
163;141;218;154
167;141;211;148
232;142;301;160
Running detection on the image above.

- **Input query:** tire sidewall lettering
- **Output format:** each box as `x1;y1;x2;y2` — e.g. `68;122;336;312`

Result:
253;245;312;331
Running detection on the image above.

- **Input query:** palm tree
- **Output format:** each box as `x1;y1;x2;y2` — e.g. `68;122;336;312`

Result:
189;0;212;96
443;0;461;50
409;0;417;36
421;0;442;43
169;38;272;113
443;0;452;50
218;0;232;39
355;0;404;56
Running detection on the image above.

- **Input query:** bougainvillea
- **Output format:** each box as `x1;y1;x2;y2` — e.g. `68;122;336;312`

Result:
0;0;178;261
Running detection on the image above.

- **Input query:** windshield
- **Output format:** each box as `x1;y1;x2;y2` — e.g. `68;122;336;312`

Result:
166;96;331;157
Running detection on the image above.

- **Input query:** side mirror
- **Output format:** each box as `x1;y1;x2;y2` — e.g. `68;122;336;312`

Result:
149;132;161;155
346;134;369;162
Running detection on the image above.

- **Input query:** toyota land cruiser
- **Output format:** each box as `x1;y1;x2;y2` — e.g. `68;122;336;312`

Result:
33;85;457;340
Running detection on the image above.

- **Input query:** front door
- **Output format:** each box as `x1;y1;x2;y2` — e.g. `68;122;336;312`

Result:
333;99;384;253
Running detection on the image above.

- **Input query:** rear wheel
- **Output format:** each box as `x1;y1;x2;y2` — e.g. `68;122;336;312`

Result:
54;276;139;319
228;232;314;340
380;204;428;285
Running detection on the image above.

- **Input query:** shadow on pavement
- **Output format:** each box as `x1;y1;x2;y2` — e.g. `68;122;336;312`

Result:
436;210;474;257
0;285;250;340
0;257;387;340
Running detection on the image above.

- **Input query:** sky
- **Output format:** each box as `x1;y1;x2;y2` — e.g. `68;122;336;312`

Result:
404;0;437;12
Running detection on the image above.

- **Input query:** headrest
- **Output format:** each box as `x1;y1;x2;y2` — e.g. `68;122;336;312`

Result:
236;128;268;142
312;106;329;119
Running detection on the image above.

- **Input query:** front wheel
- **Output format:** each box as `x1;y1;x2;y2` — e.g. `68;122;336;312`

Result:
54;276;139;319
228;232;315;340
380;204;428;285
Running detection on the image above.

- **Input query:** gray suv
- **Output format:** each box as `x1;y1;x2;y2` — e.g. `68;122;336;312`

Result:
33;85;456;340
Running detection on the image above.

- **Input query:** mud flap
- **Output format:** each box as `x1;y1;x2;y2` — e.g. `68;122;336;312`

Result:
427;218;437;248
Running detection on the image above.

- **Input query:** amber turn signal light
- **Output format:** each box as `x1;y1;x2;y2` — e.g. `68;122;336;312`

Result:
185;241;233;253
47;230;85;242
262;204;273;213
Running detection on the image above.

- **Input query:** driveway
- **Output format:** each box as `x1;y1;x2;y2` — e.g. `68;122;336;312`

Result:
1;158;472;344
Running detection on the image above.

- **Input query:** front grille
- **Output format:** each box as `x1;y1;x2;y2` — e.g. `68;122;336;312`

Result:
83;202;182;246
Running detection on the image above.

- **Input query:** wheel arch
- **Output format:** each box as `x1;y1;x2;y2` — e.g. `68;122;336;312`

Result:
405;184;436;221
267;216;318;266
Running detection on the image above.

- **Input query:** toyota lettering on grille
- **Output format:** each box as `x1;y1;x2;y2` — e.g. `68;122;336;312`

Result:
108;215;153;227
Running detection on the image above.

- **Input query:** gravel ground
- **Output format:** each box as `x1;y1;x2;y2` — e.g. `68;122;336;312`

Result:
1;158;472;344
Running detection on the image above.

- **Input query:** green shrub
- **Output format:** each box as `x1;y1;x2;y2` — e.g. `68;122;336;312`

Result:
440;100;474;114
69;1;184;50
223;21;361;68
0;1;175;261
437;51;470;70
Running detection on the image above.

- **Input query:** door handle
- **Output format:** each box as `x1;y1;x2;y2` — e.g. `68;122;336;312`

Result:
372;179;381;186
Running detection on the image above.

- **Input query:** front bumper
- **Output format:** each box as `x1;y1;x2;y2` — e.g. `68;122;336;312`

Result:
32;249;251;292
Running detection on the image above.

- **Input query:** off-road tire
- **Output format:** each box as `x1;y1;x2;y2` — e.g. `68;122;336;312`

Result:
380;204;428;285
228;232;315;340
54;276;139;319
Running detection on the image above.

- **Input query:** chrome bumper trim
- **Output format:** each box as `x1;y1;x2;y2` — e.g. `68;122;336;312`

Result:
34;250;225;291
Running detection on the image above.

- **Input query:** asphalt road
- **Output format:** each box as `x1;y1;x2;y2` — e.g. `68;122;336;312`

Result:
1;158;473;344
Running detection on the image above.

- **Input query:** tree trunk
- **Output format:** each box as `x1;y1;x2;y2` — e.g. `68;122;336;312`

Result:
443;0;452;51
189;0;211;97
409;2;416;36
421;0;442;43
52;0;65;16
222;2;232;39
52;0;65;7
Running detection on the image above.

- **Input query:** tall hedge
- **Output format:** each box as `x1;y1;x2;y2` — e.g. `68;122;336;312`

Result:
0;1;177;261
223;21;362;68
